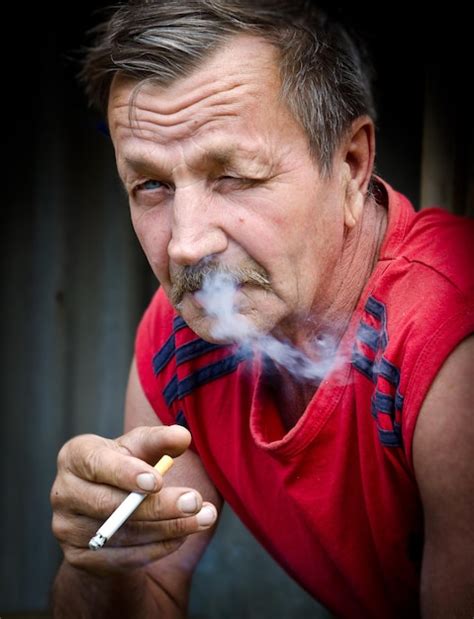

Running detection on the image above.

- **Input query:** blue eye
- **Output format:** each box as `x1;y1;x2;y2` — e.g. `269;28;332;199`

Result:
138;179;164;191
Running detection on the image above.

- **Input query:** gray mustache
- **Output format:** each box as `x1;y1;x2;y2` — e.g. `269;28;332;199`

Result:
170;262;271;307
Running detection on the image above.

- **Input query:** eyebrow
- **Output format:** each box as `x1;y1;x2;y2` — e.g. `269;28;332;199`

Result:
122;144;272;177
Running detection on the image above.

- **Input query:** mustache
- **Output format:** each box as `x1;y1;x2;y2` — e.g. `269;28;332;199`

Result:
170;260;271;307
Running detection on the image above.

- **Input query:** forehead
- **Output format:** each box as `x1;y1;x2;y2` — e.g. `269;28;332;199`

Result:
107;34;304;168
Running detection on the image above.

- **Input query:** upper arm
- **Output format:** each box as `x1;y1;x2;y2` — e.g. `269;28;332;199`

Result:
124;356;223;597
413;335;474;617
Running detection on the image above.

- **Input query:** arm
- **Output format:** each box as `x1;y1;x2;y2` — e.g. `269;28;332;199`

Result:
413;335;474;618
52;357;223;618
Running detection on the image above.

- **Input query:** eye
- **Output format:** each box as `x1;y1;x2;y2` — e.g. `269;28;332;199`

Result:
135;179;166;192
220;175;243;182
130;178;172;208
215;175;258;190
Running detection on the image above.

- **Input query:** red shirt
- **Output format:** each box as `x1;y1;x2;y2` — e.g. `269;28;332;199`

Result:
136;180;474;618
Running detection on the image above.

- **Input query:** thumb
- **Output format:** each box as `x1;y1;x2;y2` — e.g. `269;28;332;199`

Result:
67;425;191;493
116;425;192;464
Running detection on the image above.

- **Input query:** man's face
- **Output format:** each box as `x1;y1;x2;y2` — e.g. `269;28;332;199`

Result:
108;34;349;343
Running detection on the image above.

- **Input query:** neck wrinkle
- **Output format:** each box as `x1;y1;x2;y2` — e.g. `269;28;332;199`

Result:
310;196;388;346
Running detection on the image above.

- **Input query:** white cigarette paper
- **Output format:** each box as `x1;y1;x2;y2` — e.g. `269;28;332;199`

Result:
88;454;174;551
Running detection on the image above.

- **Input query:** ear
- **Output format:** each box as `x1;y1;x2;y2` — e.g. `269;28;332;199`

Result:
341;116;375;229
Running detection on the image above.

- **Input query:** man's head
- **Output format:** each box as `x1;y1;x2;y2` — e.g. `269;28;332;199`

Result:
82;2;378;343
83;0;375;175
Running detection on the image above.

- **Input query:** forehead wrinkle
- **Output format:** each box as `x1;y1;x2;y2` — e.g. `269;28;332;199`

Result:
111;91;248;145
130;99;253;149
113;107;240;145
131;101;241;133
131;81;251;126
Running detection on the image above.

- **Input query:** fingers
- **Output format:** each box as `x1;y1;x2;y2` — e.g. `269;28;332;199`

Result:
112;501;218;546
53;500;218;550
60;425;191;494
53;478;206;522
53;495;218;573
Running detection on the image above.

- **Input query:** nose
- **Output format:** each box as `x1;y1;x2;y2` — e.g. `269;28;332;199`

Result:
167;185;228;266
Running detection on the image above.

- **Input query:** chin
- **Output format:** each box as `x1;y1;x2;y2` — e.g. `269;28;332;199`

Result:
174;299;230;344
181;313;242;344
175;289;285;344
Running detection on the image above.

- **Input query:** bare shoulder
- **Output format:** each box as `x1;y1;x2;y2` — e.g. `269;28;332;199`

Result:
413;335;474;616
413;335;473;498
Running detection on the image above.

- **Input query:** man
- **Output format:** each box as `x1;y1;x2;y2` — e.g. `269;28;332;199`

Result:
50;1;474;617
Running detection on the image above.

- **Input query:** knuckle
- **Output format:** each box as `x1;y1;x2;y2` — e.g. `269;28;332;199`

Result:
166;517;192;539
159;537;185;557
127;425;148;444
57;434;93;468
150;491;163;513
138;492;162;519
51;513;68;542
94;485;120;516
120;518;148;544
83;446;103;483
66;548;88;570
56;441;72;469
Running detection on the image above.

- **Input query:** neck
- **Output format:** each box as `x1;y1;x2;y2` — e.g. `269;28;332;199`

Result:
269;196;387;430
292;195;388;352
323;196;387;332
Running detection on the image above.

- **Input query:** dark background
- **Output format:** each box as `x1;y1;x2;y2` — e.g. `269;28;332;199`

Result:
1;3;471;616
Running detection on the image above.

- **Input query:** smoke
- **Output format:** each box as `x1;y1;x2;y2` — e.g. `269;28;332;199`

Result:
194;270;340;383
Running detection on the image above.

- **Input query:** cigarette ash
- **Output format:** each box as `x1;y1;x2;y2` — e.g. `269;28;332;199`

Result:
195;271;341;383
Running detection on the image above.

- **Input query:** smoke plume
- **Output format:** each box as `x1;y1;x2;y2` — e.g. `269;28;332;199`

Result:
194;270;340;383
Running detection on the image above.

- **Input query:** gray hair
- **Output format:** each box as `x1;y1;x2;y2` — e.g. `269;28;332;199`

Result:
81;0;376;175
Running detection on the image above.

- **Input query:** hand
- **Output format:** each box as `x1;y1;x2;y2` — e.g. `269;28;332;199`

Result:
50;425;218;574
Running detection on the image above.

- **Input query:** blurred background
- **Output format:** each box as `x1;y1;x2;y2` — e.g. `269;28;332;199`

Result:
1;2;472;617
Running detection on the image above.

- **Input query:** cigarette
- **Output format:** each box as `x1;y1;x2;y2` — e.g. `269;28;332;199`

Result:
88;454;174;551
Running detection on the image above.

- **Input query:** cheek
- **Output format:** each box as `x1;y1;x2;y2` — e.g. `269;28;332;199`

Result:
131;209;171;277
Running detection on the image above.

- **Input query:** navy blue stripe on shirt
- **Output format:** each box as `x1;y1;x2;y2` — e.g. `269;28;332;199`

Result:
176;339;223;366
163;374;179;407
377;357;400;385
372;391;395;414
357;321;381;352
177;350;249;399
152;316;194;376
173;316;188;332
153;334;176;375
378;423;402;447
395;391;404;411
365;296;385;321
161;347;250;406
175;409;188;429
352;349;375;382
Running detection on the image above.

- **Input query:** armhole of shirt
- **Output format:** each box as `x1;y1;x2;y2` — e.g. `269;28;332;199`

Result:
135;288;177;427
402;306;474;472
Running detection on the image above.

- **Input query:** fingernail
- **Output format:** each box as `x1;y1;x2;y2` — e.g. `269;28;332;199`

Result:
177;491;198;514
136;473;156;491
196;505;217;527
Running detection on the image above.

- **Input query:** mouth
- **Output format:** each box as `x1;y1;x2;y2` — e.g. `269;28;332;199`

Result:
170;262;271;308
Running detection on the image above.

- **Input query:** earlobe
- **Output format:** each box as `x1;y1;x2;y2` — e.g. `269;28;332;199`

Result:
344;178;364;229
